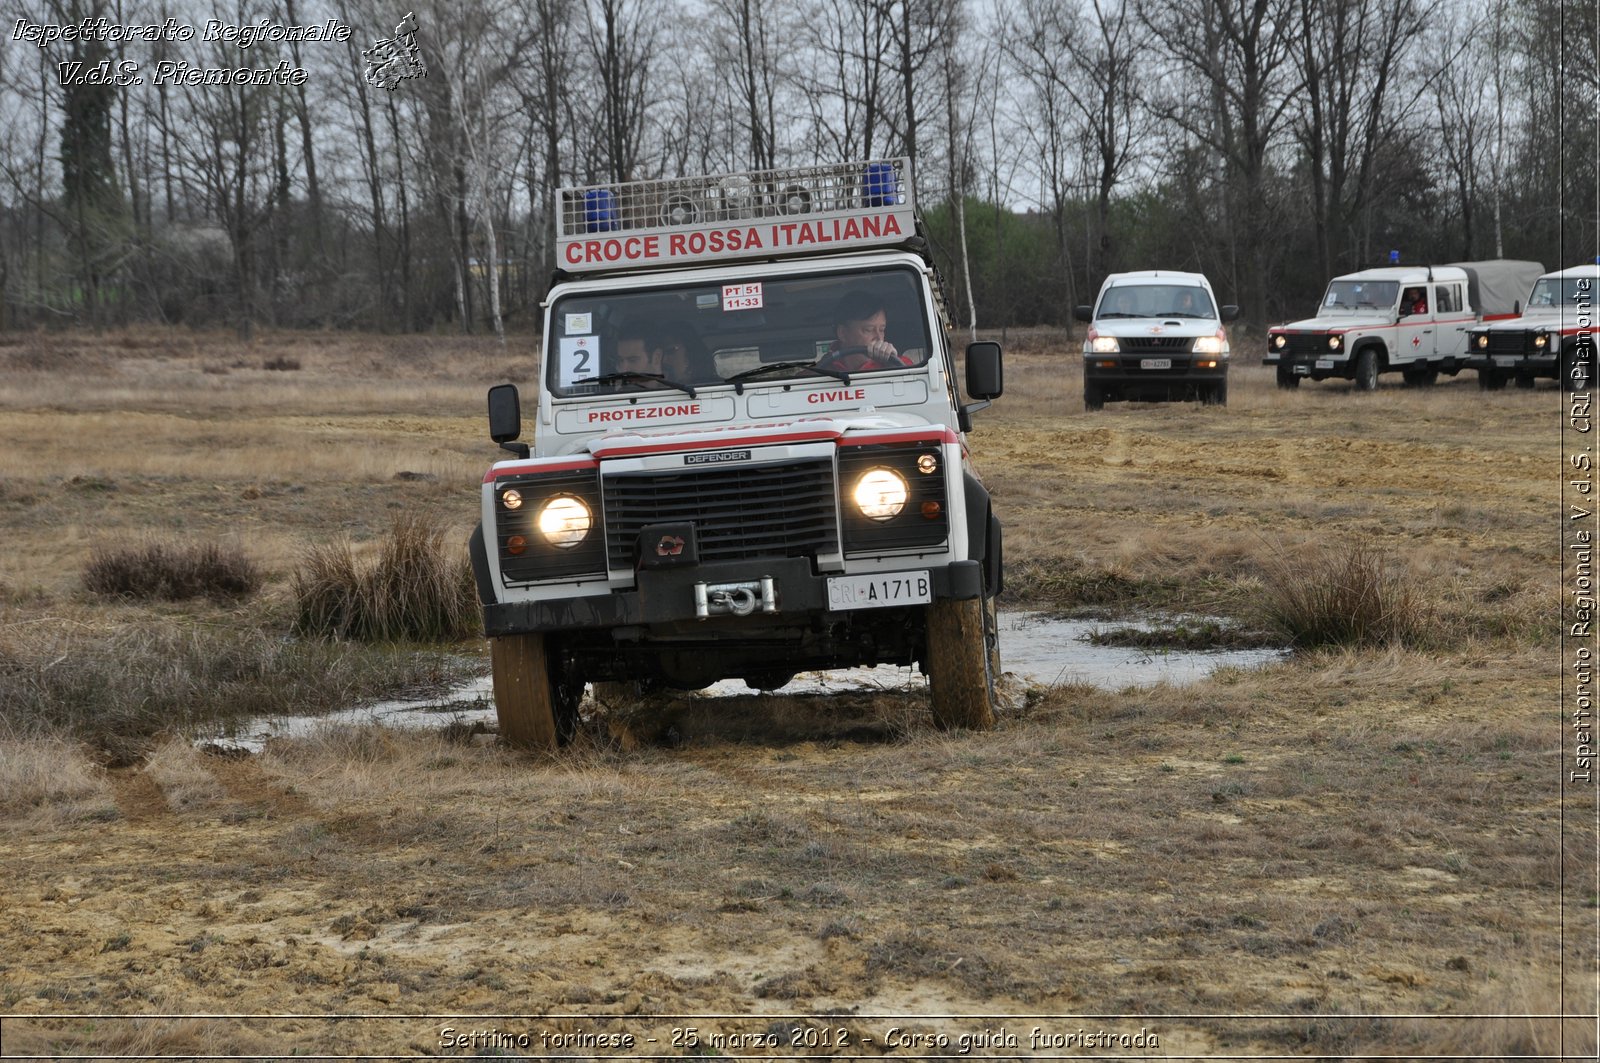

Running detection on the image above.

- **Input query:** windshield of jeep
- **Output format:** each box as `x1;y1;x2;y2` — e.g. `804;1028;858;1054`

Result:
1323;280;1399;310
1094;284;1215;319
1529;277;1590;308
544;266;933;397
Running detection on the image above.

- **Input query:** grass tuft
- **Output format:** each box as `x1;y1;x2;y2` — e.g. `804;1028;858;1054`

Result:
1255;545;1431;649
83;542;262;602
292;513;478;642
0;621;475;748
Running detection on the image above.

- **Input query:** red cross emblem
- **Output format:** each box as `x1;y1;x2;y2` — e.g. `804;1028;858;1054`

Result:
1411;335;1422;348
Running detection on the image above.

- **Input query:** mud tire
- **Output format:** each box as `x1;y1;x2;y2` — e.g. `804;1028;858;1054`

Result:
1402;367;1437;387
1084;382;1105;411
1478;369;1506;391
491;634;580;750
1275;365;1300;390
926;595;997;731
1354;348;1379;392
1203;380;1228;406
743;672;796;692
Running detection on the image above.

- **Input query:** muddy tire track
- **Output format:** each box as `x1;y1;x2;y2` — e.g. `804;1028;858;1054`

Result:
104;767;173;825
205;754;316;820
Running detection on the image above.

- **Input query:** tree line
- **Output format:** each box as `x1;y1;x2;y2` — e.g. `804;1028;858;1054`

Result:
0;0;1594;338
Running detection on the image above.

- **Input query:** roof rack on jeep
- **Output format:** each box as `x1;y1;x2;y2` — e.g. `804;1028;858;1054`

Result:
556;158;920;275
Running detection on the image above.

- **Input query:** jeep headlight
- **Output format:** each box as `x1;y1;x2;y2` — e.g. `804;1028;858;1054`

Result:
1271;334;1287;350
1328;335;1342;351
853;468;908;521
1535;333;1549;349
1091;336;1120;354
1475;334;1488;349
536;495;592;548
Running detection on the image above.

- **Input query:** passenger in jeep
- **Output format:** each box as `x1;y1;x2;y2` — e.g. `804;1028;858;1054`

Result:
820;292;912;371
655;318;713;383
609;327;669;389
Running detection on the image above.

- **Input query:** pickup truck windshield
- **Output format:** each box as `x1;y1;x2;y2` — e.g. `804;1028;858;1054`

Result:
545;265;933;397
1094;284;1215;319
1323;280;1399;310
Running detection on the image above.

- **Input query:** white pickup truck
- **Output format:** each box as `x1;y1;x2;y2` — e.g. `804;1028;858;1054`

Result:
1265;260;1544;390
469;160;1006;748
1464;263;1600;391
1073;270;1239;409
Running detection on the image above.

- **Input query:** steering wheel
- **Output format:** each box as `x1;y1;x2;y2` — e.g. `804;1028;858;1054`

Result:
818;344;901;372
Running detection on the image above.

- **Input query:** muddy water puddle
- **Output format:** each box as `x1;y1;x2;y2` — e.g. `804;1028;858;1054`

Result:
202;612;1285;751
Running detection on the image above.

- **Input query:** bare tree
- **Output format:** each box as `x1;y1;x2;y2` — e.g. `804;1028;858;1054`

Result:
793;0;894;162
585;0;660;182
706;0;783;171
1292;0;1430;274
1140;0;1300;320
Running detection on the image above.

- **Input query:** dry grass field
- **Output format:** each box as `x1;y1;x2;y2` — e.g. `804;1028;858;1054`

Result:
0;327;1593;1058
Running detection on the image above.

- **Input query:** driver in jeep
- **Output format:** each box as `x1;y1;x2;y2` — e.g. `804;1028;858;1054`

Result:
820;292;915;372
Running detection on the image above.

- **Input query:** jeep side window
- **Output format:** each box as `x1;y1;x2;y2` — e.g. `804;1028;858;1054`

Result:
1437;284;1460;314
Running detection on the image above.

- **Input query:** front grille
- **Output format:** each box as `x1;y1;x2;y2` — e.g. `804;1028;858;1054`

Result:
603;458;838;571
1482;331;1538;355
1118;336;1192;354
1275;333;1338;356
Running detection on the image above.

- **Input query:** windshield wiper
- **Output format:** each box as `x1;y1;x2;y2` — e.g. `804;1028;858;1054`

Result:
724;361;852;390
589;371;696;398
1096;312;1136;318
1164;312;1207;318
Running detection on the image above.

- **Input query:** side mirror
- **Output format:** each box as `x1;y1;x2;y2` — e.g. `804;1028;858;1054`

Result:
1220;305;1241;323
1073;305;1093;323
488;384;528;458
966;341;1003;401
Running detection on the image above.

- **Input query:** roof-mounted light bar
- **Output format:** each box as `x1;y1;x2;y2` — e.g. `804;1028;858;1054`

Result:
556;158;916;274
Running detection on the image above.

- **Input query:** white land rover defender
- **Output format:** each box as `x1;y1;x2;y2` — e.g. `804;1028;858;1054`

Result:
1464;263;1599;391
469;160;1006;749
1073;270;1239;410
1265;260;1544;390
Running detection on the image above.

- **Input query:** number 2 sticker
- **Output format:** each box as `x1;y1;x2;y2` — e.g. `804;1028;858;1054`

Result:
559;335;598;387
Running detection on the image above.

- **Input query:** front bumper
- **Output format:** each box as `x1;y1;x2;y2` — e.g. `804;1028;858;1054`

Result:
1083;358;1227;397
481;557;983;637
1462;352;1557;373
1268;351;1352;376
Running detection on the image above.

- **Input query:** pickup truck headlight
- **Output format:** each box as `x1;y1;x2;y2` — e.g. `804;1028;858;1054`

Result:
1091;336;1121;354
537;495;593;548
853;468;909;521
1193;334;1227;355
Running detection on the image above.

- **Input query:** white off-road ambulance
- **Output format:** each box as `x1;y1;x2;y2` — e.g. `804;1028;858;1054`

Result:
1464;262;1599;391
1265;260;1543;390
470;160;1005;749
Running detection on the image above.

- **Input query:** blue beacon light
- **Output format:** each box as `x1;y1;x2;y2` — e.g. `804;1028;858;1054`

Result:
584;189;619;233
